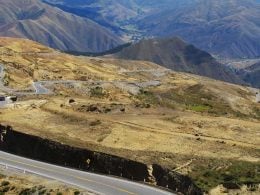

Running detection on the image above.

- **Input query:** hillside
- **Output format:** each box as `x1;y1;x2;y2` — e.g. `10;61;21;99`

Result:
42;0;139;35
136;0;260;59
238;61;260;88
41;0;196;41
0;37;259;193
0;0;123;53
113;37;244;84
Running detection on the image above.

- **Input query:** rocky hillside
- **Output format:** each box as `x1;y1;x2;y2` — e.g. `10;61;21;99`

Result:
0;0;123;53
113;37;244;84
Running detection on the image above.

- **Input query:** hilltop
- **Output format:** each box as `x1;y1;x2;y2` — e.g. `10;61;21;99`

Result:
113;37;243;84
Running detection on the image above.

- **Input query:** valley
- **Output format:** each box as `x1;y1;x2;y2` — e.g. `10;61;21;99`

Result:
0;38;259;194
44;0;260;59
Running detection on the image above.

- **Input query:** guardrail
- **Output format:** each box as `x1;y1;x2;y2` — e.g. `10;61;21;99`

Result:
0;161;100;194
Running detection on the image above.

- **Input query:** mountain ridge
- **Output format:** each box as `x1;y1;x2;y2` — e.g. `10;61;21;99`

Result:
113;37;244;84
136;0;260;59
0;0;123;53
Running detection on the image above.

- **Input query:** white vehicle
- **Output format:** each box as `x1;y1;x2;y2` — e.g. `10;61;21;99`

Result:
0;95;17;107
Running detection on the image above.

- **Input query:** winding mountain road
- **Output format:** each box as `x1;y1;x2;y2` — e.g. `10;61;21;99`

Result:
0;151;173;195
0;64;51;95
0;64;161;97
0;64;174;194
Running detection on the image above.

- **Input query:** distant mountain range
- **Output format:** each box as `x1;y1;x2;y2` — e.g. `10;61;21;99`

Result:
0;0;123;53
1;0;259;59
136;0;260;59
113;37;244;84
43;0;260;59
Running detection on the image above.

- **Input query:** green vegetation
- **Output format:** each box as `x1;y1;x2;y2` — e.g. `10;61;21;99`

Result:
3;74;10;86
188;105;211;112
0;181;10;194
158;84;248;117
74;191;80;195
135;84;259;119
135;89;159;106
19;188;32;195
190;161;260;192
90;86;107;98
1;181;9;187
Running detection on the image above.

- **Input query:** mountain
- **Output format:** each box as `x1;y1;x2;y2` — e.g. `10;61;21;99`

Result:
41;0;188;40
42;0;138;35
136;0;260;59
113;37;244;84
238;61;260;88
0;0;123;53
43;0;260;59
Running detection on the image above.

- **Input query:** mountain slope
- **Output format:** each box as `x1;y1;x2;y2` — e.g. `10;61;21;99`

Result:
0;0;123;52
238;61;260;88
42;0;190;40
42;0;139;37
113;37;244;84
137;0;260;59
1;37;259;194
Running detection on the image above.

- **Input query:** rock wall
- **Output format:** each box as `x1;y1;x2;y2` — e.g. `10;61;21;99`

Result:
0;124;203;195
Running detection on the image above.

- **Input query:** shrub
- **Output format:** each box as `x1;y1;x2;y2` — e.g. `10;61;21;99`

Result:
90;86;107;98
1;181;10;186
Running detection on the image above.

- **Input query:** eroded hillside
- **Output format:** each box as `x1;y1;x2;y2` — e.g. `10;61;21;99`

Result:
0;38;259;193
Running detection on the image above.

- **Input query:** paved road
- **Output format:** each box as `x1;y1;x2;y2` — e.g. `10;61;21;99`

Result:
0;151;174;195
0;64;162;97
0;64;50;95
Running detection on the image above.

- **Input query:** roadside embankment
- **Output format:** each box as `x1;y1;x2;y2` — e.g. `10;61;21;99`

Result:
0;124;202;195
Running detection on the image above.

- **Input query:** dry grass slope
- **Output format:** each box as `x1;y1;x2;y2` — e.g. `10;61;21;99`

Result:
0;37;259;193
